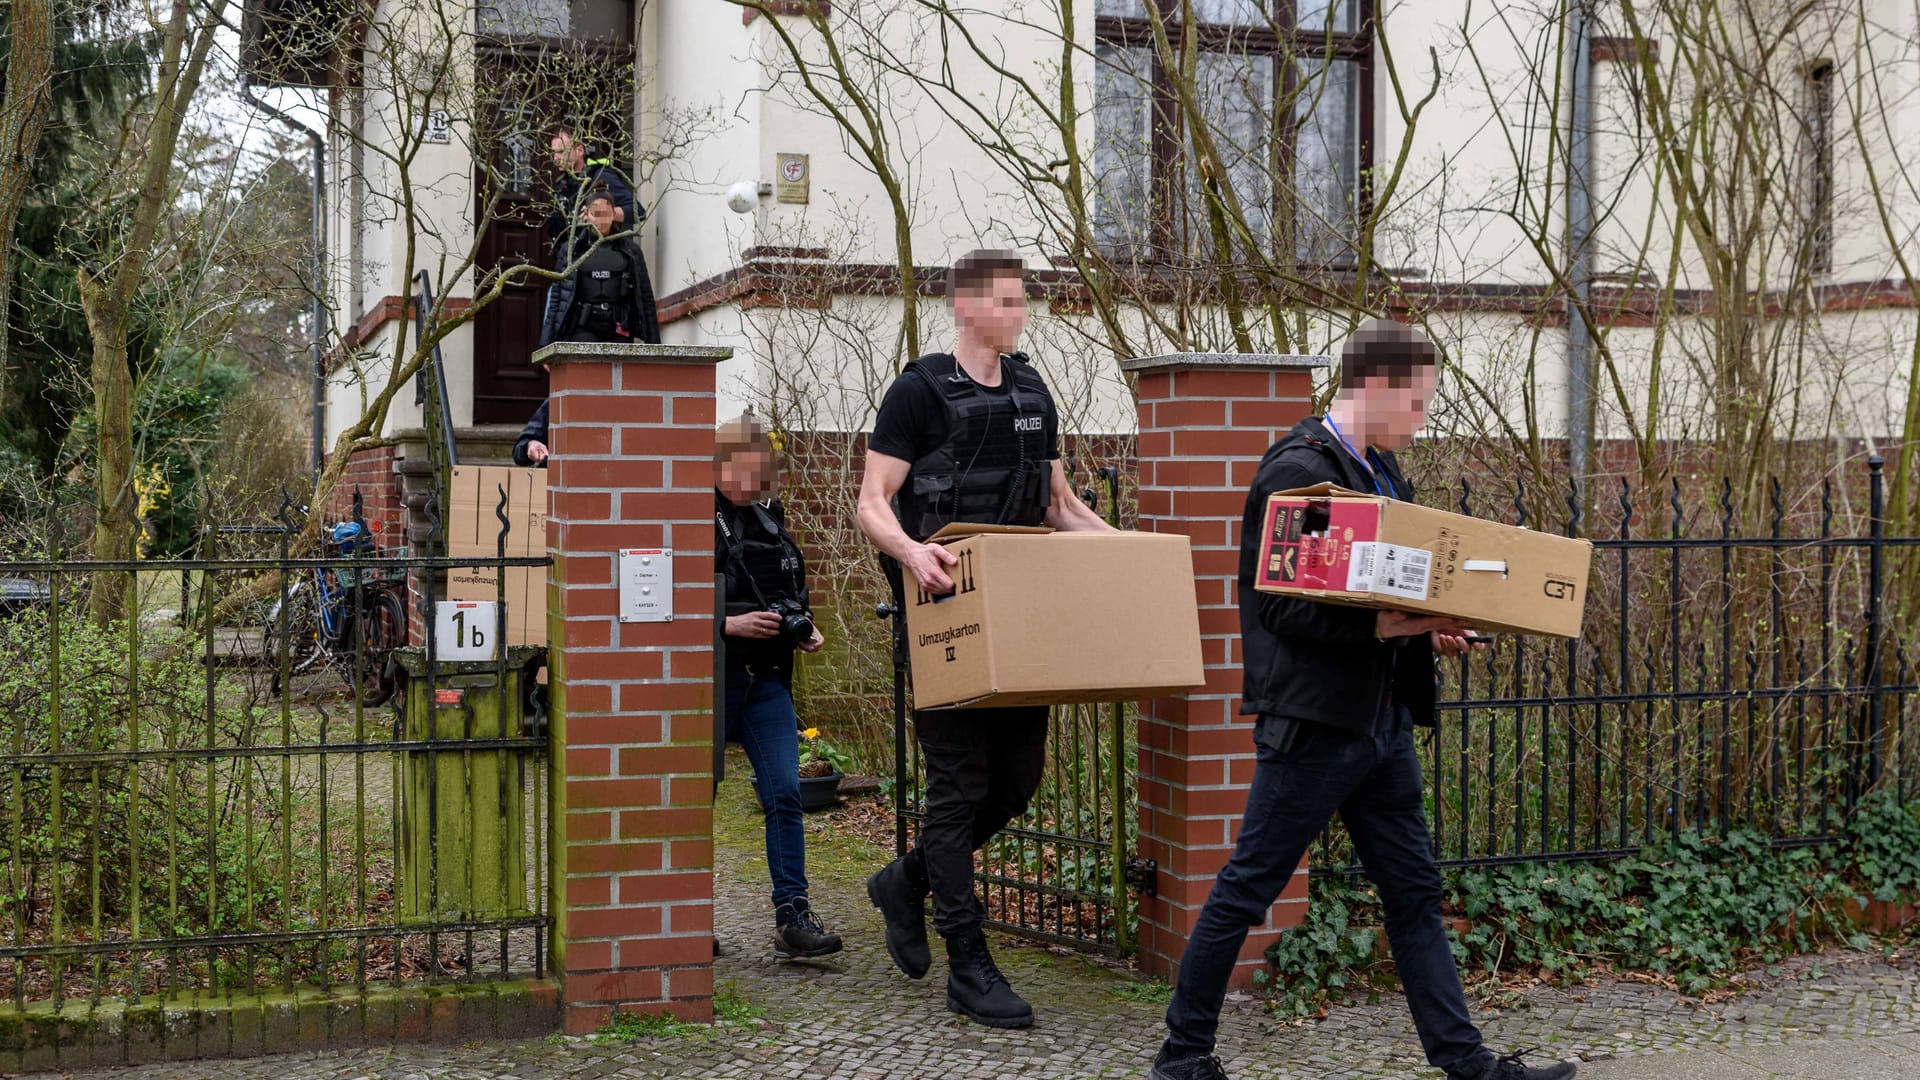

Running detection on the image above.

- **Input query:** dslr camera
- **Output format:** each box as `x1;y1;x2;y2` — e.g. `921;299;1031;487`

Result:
766;598;815;645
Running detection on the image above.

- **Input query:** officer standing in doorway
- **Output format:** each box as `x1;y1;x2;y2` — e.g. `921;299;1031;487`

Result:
512;185;660;469
855;248;1114;1029
553;186;658;346
540;123;643;349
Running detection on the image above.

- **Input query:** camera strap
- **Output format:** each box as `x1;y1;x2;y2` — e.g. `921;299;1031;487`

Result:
715;502;803;609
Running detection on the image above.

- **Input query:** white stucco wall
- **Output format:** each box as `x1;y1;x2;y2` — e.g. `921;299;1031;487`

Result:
646;1;764;296
317;0;1916;447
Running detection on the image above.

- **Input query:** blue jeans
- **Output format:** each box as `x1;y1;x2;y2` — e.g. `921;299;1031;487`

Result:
1163;712;1496;1080
723;669;809;908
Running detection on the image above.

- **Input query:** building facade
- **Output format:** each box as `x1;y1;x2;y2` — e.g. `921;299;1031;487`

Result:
239;0;1916;486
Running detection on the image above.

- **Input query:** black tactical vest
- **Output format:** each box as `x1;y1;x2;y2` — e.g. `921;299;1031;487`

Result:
569;243;633;339
892;352;1053;542
716;497;805;614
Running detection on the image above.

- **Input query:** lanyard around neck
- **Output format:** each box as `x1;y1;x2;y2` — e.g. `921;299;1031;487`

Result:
1322;416;1386;497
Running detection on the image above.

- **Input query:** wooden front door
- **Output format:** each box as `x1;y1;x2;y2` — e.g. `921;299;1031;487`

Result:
470;84;551;428
471;202;550;427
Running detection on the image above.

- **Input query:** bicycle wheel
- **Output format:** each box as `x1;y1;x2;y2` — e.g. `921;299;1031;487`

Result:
263;590;323;695
343;586;408;707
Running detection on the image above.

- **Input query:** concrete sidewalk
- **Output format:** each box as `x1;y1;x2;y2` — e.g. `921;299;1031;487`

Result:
1579;1034;1920;1079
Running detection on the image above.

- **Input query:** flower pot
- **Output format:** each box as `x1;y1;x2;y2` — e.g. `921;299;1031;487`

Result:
798;770;844;812
749;770;845;813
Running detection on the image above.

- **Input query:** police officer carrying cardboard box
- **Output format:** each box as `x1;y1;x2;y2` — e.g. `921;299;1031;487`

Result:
1147;320;1575;1080
855;248;1114;1029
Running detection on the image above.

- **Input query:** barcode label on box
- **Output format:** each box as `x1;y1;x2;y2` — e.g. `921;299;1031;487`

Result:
1347;542;1433;601
1348;542;1377;591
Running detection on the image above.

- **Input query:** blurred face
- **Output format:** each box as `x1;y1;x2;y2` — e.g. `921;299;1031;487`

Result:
583;198;616;235
718;444;775;503
952;271;1027;354
1351;365;1438;451
549;133;584;173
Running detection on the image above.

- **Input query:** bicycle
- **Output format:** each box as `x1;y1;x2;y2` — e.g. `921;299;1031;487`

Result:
263;515;408;707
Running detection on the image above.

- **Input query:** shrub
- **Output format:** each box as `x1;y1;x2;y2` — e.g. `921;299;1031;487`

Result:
0;610;322;958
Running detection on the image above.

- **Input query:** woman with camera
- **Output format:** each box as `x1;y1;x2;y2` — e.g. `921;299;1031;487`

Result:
715;414;844;959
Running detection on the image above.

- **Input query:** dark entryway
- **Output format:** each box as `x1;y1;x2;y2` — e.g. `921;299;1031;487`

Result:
471;191;550;426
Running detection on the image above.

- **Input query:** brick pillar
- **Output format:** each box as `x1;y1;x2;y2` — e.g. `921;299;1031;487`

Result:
1120;352;1330;988
538;341;731;1033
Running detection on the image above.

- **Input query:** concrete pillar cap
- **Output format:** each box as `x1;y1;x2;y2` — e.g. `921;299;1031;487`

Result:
533;342;732;366
1119;352;1329;375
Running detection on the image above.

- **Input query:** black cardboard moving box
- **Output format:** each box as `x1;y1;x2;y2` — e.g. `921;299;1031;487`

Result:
903;525;1206;709
1253;484;1593;638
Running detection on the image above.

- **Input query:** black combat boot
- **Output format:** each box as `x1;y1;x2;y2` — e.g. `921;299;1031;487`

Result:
865;855;931;978
1467;1050;1577;1080
1148;1045;1232;1080
943;928;1033;1028
772;898;844;959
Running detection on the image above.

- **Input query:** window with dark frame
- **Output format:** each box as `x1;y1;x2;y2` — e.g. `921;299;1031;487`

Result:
1092;0;1371;267
1802;60;1835;277
477;0;634;44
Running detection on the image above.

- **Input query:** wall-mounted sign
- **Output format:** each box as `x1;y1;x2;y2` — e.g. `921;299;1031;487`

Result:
775;153;809;204
433;600;500;661
618;548;674;623
422;109;452;144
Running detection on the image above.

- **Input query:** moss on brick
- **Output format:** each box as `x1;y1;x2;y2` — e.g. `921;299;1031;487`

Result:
0;980;558;1068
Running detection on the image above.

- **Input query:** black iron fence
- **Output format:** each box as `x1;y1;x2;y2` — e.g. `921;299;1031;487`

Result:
1323;455;1917;875
0;489;551;1016
888;457;1915;953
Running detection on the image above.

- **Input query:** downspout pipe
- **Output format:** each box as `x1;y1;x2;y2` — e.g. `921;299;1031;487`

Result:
241;78;329;482
1566;1;1595;486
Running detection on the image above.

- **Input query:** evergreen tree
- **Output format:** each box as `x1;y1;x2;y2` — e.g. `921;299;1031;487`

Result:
0;6;152;480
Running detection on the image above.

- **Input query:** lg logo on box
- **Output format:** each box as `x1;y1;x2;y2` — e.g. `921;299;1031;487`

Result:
1543;578;1578;601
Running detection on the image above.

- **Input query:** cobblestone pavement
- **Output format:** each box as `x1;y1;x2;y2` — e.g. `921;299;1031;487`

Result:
44;773;1920;1080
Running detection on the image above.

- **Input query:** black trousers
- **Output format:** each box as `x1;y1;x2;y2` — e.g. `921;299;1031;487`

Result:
1162;710;1494;1078
903;705;1049;938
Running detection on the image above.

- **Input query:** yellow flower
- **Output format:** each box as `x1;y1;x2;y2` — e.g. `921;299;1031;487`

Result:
803;727;820;740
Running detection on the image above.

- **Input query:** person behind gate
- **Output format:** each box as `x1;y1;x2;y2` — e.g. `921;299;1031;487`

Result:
539;123;642;350
513;185;661;469
714;414;844;960
1147;320;1575;1080
855;247;1115;1029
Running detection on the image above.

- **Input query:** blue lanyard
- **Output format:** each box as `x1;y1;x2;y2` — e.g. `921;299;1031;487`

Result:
1322;416;1386;497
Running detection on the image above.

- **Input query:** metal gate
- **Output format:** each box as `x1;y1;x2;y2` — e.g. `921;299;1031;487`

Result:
0;491;551;1015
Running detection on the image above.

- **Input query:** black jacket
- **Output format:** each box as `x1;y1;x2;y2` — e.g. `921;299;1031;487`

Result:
555;237;660;346
713;494;810;784
1238;417;1436;735
513;400;548;468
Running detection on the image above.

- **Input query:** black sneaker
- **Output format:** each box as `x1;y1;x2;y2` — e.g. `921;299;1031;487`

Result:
1474;1049;1577;1080
944;928;1033;1029
772;899;844;959
866;855;931;979
1148;1045;1231;1080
